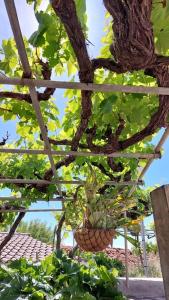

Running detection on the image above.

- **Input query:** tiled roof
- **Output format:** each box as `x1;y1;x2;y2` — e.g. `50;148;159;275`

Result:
0;232;138;266
0;232;52;263
104;247;139;266
62;245;139;266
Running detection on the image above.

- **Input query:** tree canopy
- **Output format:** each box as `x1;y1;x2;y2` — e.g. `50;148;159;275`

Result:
0;0;168;231
17;219;54;244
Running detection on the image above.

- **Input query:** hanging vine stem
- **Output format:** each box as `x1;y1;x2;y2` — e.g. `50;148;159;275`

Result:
0;212;25;253
55;212;66;250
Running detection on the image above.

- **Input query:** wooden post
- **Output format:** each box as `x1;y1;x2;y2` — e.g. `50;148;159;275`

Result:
141;221;148;277
151;185;169;300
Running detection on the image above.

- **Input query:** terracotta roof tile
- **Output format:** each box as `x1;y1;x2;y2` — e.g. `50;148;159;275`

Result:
61;245;139;266
0;232;53;263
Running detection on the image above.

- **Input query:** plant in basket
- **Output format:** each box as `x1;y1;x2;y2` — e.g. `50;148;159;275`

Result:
65;166;145;252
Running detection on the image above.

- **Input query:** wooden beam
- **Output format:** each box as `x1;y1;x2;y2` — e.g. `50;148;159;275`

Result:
0;197;64;202
0;148;161;159
4;1;31;77
0;208;63;213
4;0;62;197
151;185;169;300
0;178;143;185
1;76;169;96
128;127;169;197
139;127;169;180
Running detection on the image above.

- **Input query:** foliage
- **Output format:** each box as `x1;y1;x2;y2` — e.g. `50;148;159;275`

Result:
146;241;158;255
151;1;169;54
0;0;167;237
132;240;158;269
148;221;155;232
64;168;151;231
129;262;162;278
0;250;125;300
79;251;125;277
17;219;54;244
131;219;158;257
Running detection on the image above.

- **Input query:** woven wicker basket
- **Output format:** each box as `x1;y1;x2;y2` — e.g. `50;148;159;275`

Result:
74;228;115;252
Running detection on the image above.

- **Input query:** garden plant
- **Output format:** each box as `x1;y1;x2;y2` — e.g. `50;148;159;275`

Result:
0;0;168;262
0;0;168;298
0;250;125;300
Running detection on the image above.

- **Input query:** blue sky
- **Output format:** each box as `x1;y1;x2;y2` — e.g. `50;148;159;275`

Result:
0;1;169;247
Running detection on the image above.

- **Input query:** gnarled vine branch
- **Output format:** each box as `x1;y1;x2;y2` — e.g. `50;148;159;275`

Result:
1;0;169;195
0;212;25;253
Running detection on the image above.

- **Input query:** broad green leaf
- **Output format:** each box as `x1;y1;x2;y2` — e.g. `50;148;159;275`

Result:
118;232;140;248
75;0;87;31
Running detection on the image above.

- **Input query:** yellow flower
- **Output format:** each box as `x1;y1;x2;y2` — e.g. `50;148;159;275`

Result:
131;216;144;225
131;220;139;225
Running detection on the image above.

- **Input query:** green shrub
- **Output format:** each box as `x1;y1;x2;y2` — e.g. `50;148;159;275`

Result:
0;250;125;300
129;263;162;278
79;251;125;277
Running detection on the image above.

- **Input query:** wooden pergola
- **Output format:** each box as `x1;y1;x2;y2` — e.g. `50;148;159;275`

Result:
1;0;169;298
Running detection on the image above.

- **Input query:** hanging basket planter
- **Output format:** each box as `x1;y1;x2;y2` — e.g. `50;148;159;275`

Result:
74;227;115;252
